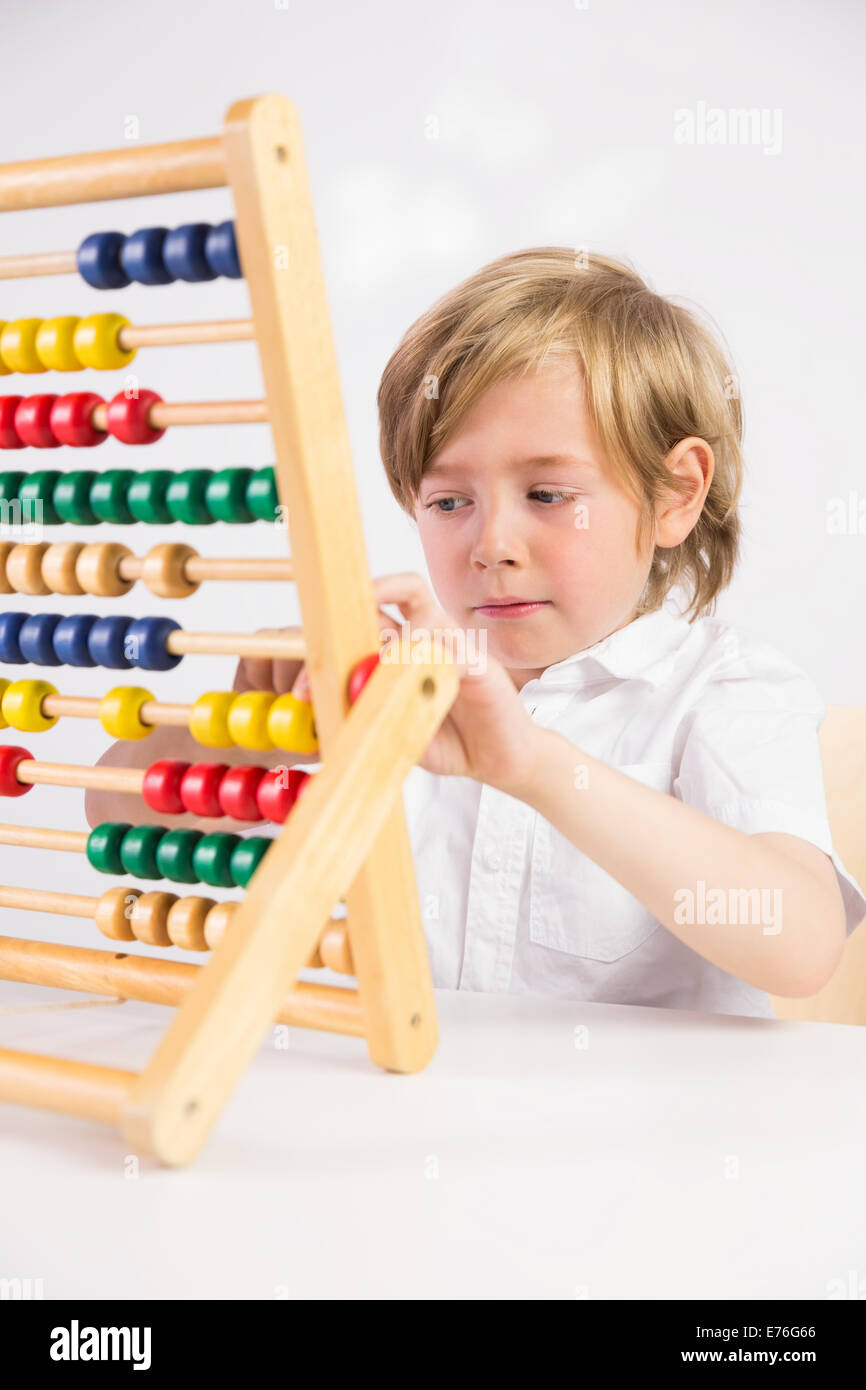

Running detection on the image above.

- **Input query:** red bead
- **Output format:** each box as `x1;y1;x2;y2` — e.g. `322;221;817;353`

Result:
105;388;165;445
0;396;25;449
347;652;380;704
180;761;229;817
14;394;61;448
216;764;266;821
51;392;107;448
255;766;311;824
141;759;190;815
0;745;35;797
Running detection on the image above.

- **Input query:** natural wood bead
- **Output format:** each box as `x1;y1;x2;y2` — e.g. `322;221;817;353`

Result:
166;895;215;951
142;543;199;598
95;885;139;942
75;542;134;597
319;923;354;975
0;541;16;594
6;542;51;595
41;542;86;596
203;900;238;949
130;890;178;946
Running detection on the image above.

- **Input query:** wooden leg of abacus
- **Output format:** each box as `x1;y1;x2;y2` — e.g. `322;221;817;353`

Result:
222;95;443;1081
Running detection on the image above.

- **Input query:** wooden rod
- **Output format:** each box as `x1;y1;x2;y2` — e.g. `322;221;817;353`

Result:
0;135;226;212
41;694;191;727
89;399;268;432
102;552;294;585
0;885;98;917
167;630;305;659
120;319;255;349
0;249;77;279
0;1049;137;1123
0;936;364;1036
15;761;145;794
0;825;87;854
184;556;294;582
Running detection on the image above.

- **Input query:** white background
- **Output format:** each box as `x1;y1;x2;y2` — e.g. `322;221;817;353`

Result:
0;0;863;944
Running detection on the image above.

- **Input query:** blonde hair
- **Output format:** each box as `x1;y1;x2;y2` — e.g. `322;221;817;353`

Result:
377;247;744;622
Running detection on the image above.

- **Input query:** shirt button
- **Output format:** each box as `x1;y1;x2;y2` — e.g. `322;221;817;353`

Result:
483;846;502;871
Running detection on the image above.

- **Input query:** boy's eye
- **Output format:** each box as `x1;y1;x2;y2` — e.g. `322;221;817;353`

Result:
426;489;575;513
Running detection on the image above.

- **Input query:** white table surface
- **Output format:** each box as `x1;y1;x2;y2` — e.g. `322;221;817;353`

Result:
1;978;864;1300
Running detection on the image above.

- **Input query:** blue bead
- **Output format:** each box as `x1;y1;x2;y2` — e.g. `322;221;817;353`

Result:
53;614;98;668
0;611;28;664
120;226;174;286
162;223;217;283
125;616;182;671
88;615;134;670
19;613;63;666
76;231;131;290
204;221;242;279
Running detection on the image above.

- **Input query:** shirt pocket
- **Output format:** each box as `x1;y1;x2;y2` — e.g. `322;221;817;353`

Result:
529;761;671;963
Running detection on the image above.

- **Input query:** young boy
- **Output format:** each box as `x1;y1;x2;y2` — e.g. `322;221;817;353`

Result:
86;248;866;1019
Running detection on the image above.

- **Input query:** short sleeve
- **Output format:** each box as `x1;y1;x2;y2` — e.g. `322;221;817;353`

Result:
672;646;866;939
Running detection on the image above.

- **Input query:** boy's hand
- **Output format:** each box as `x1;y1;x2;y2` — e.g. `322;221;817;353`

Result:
233;576;545;799
372;572;544;800
232;628;305;696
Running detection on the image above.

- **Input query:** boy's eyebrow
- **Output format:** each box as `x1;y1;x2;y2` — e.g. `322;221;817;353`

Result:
424;453;595;478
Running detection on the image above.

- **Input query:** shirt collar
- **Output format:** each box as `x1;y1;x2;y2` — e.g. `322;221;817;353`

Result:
532;605;687;690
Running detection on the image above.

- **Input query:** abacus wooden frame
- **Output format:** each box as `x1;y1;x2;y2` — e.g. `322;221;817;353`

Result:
0;93;457;1166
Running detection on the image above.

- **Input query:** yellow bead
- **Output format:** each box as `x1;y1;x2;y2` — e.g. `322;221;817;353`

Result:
99;685;154;740
189;691;236;748
227;690;277;750
35;316;82;372
0;318;46;373
1;679;59;732
73;313;135;371
0;678;10;728
0;324;9;375
267;692;319;753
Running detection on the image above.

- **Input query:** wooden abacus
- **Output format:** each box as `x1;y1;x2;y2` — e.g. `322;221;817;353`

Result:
0;94;458;1166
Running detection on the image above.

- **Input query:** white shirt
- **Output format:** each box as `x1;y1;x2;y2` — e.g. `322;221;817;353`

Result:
402;604;866;1018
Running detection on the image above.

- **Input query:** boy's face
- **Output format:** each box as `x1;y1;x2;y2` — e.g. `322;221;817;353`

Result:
412;356;656;689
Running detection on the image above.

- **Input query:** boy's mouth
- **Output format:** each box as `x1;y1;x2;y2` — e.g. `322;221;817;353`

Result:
474;599;551;618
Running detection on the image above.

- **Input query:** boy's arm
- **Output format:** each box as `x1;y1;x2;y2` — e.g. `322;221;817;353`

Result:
510;728;847;999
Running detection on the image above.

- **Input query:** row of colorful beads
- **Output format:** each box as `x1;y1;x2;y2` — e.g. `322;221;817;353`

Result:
0;314;137;375
77;222;241;289
0;612;185;670
0;679;318;750
87;820;271;888
0;389;165;447
0;465;277;524
0;746;311;824
0;541;219;599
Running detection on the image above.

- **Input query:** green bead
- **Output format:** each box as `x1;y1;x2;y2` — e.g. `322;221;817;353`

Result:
192;832;240;887
54;470;99;525
246;466;278;521
90;469;134;524
0;471;25;506
119;823;166;879
154;828;202;884
166;470;215;525
205;467;254;523
127;470;173;524
229;836;273;888
19;470;61;525
86;821;133;874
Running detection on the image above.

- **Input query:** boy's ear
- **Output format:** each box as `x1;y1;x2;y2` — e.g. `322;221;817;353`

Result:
654;437;714;547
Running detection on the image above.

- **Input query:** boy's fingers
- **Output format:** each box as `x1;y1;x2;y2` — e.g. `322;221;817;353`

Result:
292;665;311;699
